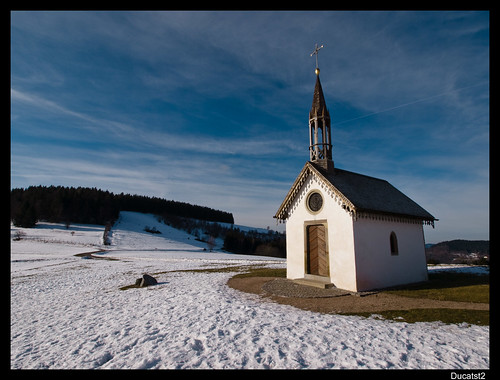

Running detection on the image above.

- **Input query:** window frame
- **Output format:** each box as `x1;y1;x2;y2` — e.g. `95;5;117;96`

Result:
390;231;399;256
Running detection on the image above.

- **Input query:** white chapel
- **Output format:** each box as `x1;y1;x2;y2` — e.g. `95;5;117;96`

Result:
274;49;436;292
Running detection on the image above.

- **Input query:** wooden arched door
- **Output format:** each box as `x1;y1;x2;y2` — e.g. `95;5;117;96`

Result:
306;224;329;277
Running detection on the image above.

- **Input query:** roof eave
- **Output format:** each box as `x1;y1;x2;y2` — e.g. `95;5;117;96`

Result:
274;162;438;226
354;209;437;226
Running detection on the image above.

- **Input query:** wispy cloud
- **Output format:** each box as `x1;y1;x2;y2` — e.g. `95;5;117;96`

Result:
11;142;290;228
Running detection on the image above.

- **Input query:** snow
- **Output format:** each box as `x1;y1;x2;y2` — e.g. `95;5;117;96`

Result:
11;221;106;274
11;211;489;369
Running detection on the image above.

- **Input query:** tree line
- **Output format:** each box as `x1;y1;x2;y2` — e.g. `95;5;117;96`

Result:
10;185;234;228
161;214;286;258
222;228;286;258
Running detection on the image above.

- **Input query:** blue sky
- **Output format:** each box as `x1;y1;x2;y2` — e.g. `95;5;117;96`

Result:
11;11;489;242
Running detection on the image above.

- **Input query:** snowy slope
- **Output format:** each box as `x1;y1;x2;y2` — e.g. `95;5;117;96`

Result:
105;211;284;262
11;221;106;274
10;212;489;369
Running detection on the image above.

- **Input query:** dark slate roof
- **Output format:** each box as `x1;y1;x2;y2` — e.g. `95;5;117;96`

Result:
311;162;436;221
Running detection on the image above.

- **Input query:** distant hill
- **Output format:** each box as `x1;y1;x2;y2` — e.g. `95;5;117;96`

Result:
11;185;234;227
426;239;489;264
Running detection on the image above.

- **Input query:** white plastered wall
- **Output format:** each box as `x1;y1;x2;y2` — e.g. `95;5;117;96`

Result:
352;218;428;291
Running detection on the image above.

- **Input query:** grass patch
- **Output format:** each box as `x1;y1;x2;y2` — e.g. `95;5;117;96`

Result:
119;284;141;291
150;265;251;276
74;252;119;261
385;272;489;303
121;265;283;290
350;309;489;326
168;267;243;274
232;267;286;279
158;264;271;275
150;264;284;277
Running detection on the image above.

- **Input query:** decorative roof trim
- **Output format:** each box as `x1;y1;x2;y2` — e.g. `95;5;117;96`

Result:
274;161;436;227
274;162;356;222
307;163;357;217
274;163;312;222
355;211;436;228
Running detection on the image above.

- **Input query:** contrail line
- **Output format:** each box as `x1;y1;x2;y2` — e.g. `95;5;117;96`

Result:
335;81;488;126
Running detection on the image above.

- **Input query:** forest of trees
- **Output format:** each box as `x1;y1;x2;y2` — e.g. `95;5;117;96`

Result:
10;186;234;228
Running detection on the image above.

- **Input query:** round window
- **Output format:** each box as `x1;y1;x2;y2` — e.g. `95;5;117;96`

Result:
307;192;323;212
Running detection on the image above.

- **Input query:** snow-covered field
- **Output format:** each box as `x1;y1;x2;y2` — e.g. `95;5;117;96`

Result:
11;212;489;369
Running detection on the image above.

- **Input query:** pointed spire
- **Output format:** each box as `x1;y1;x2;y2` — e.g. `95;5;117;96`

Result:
309;74;330;121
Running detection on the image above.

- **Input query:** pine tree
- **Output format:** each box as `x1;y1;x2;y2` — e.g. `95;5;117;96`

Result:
12;200;38;228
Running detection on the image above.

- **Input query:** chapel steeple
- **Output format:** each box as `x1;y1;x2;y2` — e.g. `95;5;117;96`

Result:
309;44;334;173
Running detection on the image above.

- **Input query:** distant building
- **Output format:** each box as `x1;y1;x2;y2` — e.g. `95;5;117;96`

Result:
274;62;436;292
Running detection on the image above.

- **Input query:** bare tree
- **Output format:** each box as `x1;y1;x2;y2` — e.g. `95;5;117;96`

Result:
207;236;216;252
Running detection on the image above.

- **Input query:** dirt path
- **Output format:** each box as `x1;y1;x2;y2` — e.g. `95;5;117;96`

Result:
227;277;489;314
74;250;116;260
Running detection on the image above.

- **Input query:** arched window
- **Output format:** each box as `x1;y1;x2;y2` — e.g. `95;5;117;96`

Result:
390;232;399;256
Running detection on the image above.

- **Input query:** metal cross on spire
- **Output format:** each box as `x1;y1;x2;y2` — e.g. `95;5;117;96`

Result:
310;43;324;75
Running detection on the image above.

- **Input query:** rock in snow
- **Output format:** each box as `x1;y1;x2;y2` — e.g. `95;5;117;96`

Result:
138;274;158;287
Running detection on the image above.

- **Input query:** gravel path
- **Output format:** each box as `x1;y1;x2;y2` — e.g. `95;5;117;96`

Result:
262;278;352;298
